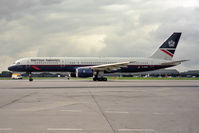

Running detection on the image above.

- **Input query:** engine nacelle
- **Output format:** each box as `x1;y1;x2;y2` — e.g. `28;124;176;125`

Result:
76;68;94;78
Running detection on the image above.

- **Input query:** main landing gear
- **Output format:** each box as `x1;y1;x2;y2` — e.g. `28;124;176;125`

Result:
93;71;107;81
27;72;33;82
93;77;107;81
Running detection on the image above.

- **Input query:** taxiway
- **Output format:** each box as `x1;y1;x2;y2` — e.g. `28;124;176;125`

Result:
0;79;199;133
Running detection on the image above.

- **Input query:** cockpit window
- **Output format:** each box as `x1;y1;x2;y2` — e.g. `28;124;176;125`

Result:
16;62;20;65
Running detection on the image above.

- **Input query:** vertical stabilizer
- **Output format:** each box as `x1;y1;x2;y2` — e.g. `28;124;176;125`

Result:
151;32;181;60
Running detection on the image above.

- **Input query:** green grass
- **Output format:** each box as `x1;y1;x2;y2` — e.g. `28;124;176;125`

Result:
108;77;199;80
0;77;69;80
0;77;12;80
0;77;199;80
21;77;72;80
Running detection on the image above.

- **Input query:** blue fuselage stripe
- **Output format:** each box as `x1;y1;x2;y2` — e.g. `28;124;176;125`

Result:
9;64;174;73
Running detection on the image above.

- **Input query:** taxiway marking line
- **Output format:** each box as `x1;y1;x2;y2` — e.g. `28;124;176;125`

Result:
60;110;82;112
47;128;82;131
16;102;76;112
118;128;155;132
105;111;129;114
0;128;12;131
152;112;174;115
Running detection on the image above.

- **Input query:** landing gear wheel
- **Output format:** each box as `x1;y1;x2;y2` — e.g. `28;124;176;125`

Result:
28;72;33;82
93;71;107;81
93;77;107;81
103;78;107;81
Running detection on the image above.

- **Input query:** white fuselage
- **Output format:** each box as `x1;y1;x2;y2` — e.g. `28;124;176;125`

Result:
13;57;167;66
8;57;173;73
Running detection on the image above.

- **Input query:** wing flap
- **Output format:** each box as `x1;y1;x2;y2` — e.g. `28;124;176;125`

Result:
92;61;133;71
81;61;134;72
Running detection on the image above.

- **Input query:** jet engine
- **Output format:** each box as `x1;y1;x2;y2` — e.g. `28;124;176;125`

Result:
76;68;94;78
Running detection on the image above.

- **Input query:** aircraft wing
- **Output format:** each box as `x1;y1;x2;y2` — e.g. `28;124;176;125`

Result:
88;61;134;72
161;60;189;66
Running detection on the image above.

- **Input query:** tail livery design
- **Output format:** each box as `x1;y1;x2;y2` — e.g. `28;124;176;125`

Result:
151;32;181;60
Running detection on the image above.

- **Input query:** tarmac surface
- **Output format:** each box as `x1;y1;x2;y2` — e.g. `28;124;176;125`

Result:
0;79;199;133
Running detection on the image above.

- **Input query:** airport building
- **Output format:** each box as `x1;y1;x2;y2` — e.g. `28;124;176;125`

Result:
106;69;180;77
180;70;199;77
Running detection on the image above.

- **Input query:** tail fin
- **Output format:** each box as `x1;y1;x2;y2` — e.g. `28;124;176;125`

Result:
151;32;182;60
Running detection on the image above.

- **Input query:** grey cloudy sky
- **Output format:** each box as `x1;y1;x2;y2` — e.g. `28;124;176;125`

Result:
0;0;199;71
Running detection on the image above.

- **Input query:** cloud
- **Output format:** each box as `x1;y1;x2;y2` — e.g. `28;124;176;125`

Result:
0;0;199;71
37;33;106;57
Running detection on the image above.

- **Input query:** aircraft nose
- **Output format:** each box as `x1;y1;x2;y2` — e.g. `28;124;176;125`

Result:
8;65;15;71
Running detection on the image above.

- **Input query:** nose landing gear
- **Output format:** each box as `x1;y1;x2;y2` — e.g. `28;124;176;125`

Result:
27;72;33;82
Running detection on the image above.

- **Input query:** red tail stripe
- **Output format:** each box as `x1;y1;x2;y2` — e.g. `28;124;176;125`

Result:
161;49;173;57
32;65;40;70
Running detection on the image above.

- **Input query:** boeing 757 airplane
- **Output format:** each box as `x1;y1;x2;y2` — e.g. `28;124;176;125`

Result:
8;32;187;81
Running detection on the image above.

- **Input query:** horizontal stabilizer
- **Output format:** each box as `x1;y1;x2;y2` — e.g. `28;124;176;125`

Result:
161;60;189;66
